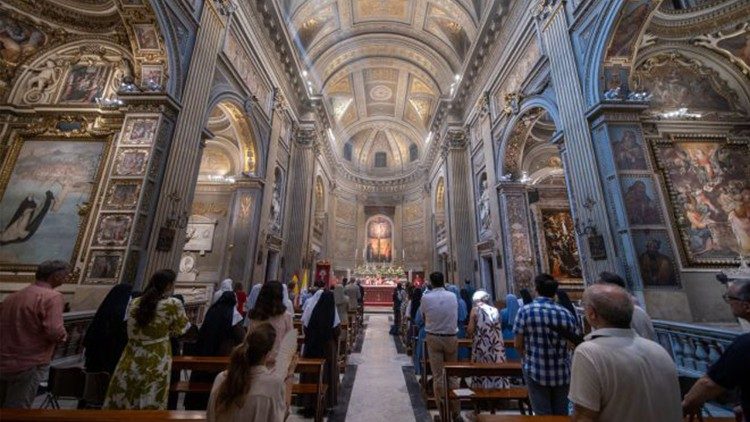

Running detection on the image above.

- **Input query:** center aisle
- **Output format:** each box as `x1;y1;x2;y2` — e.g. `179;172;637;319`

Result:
345;314;416;422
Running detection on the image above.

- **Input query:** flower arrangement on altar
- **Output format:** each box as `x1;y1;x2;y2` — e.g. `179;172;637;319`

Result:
353;263;406;285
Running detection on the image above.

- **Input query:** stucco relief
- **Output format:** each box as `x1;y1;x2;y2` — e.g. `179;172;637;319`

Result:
404;224;425;262
336;199;357;222
492;41;541;113
404;200;423;223
224;29;271;109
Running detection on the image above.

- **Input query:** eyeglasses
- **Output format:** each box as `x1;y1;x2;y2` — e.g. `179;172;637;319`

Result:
722;292;744;302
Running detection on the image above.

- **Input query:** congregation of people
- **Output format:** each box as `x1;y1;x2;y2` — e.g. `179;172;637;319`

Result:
1;259;748;421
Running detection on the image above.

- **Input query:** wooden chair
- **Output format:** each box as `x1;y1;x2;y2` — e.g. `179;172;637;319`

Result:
40;366;85;409
442;361;527;421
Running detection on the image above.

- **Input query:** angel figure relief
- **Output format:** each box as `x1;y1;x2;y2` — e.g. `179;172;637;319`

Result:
23;59;63;104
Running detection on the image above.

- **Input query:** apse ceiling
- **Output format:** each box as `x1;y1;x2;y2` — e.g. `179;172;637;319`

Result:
277;0;484;179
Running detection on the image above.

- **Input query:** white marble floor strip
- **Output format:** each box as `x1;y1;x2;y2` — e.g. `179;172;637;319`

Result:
345;314;416;422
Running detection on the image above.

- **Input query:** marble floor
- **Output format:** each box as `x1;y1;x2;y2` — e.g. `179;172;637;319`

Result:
345;314;418;422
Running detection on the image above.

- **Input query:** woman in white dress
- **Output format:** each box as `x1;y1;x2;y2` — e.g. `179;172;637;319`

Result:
467;289;508;389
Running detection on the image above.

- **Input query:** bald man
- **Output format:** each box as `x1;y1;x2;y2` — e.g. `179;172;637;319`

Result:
569;284;682;422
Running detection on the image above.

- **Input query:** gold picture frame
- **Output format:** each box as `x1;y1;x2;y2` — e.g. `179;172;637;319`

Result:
0;127;112;274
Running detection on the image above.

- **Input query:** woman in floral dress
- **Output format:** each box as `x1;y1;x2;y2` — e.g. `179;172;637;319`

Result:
467;289;508;389
104;269;190;410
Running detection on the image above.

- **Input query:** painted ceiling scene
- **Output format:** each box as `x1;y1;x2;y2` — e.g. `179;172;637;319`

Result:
278;0;485;179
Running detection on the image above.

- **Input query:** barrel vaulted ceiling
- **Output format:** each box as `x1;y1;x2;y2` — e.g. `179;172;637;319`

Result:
276;0;485;179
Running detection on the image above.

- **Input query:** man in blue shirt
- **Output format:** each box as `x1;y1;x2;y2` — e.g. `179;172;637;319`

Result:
513;273;580;415
683;279;749;421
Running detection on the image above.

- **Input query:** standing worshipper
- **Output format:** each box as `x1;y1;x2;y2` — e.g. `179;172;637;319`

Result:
104;269;190;410
0;260;69;408
246;281;295;408
569;284;681;422
344;278;361;313
467;290;508;389
597;272;656;341
500;294;520;360
184;291;245;410
213;279;234;305
247;281;295;365
519;288;533;305
206;323;298;422
513;274;580;416
83;283;133;374
333;279;349;329
412;286;428;375
356;279;365;308
683;279;750;420
420;272;459;420
245;281;263;314
234;282;247;318
391;283;405;334
300;281;340;415
447;284;469;360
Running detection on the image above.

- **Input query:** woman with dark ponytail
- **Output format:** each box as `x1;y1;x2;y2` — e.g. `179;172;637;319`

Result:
207;322;297;422
104;269;190;410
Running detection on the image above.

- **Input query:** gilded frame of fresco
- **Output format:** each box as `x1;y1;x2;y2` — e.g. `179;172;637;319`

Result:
0;118;113;274
651;134;747;268
535;207;583;285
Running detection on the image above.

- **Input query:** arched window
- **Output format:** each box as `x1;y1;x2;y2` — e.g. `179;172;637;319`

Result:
409;143;418;162
343;142;353;161
374;151;387;168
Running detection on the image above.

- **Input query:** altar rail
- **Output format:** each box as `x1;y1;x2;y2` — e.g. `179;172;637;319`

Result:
52;302;206;365
652;320;740;377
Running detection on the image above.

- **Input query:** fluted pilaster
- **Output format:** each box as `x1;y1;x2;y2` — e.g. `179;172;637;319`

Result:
536;3;619;282
143;2;229;278
445;129;477;285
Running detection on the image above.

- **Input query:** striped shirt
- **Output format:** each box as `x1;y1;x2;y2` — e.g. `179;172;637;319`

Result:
513;297;580;386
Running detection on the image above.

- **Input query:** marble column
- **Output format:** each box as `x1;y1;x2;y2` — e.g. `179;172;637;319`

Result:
445;128;478;286
498;183;536;292
142;1;229;280
535;2;619;282
281;126;317;281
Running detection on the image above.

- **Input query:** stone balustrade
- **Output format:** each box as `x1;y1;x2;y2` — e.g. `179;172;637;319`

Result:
652;320;740;378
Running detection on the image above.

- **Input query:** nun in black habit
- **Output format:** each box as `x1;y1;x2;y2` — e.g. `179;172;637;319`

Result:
300;283;340;415
183;290;245;410
83;283;134;374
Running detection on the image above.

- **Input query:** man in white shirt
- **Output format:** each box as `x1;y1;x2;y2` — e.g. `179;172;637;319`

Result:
569;284;682;422
420;272;458;422
597;271;656;341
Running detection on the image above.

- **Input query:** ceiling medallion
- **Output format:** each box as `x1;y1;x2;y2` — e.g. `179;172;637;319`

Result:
369;85;393;102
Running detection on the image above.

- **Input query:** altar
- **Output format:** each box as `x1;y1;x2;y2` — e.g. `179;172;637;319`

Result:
363;285;394;307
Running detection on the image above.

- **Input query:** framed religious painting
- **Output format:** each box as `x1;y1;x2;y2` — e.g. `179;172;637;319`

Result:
120;116;159;146
652;137;749;267
132;24;160;51
631;230;681;288
86;250;124;284
114;148;150;176
57;64;111;104
92;214;133;247
104;180;141;210
620;176;664;226
140;65;164;89
538;209;583;283
0;134;110;272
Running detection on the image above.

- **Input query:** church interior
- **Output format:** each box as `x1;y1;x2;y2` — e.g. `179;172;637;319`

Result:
0;0;749;421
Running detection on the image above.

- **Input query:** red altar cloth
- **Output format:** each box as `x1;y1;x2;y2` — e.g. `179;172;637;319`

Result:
363;285;394;307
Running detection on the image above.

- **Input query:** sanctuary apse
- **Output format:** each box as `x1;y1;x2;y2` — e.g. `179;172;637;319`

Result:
1;0;749;325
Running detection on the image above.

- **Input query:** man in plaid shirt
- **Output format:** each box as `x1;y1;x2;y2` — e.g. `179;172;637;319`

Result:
513;274;580;415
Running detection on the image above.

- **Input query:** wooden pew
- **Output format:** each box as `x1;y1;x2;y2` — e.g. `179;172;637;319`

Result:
0;409;206;421
476;417;737;422
170;356;328;422
442;361;526;421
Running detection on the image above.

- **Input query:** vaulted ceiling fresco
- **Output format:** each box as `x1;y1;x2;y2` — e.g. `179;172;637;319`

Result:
278;0;483;179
